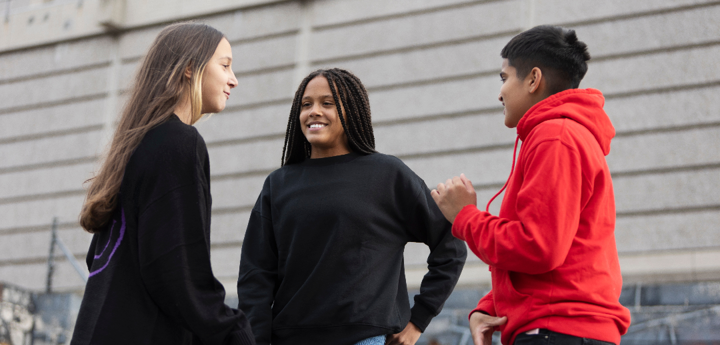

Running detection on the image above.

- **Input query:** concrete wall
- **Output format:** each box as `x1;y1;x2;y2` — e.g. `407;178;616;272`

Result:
1;0;719;303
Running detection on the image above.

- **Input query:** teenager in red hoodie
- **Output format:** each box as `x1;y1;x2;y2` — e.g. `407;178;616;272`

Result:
431;26;632;345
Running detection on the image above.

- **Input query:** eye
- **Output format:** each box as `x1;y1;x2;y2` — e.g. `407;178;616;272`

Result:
301;102;311;108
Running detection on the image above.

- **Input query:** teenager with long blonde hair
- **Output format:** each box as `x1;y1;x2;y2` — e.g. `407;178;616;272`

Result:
71;23;255;345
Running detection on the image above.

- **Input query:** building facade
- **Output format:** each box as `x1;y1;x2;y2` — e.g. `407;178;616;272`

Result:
1;0;719;343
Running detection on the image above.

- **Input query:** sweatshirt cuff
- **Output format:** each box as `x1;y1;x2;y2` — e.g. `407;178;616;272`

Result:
451;205;481;241
410;302;436;333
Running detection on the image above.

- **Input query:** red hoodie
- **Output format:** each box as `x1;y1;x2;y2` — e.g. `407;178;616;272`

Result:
452;89;631;344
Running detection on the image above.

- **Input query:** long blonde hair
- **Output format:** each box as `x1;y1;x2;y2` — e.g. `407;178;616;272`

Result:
80;22;224;232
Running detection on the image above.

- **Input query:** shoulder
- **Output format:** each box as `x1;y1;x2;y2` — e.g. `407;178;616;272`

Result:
129;116;206;177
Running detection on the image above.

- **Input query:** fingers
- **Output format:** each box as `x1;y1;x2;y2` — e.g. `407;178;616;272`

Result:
460;173;474;192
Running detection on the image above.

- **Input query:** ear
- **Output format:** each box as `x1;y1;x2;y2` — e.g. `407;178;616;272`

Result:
184;65;193;80
526;67;543;94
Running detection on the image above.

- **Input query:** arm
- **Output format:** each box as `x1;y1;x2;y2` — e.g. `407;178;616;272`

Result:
137;183;254;344
237;192;278;345
452;140;584;274
405;184;468;332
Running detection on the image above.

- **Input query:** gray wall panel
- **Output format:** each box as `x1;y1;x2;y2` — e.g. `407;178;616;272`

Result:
0;195;85;230
606;86;720;133
0;36;113;81
0;227;91;262
0;131;102;170
211;176;268;210
207;138;283;176
375;113;515;157
309;0;525;62
534;0;718;25
317;35;511;89
608;127;720;173
0;68;108;111
312;0;476;28
0;163;94;199
616;210;720;254
211;211;252;245
195;103;289;142
614;170;720;213
584;45;720;94
0;99;106;140
369;75;500;122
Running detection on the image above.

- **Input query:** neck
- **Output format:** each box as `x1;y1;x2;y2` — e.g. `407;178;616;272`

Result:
310;145;352;159
173;94;193;125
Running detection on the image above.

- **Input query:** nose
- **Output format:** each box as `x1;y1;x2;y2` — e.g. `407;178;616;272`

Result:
498;94;503;103
229;70;238;88
309;103;322;117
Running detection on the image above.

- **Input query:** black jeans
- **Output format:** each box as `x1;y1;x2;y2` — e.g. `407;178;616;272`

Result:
514;329;615;345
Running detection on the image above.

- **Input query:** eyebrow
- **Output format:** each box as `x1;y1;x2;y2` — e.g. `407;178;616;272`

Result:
219;56;232;62
302;94;334;100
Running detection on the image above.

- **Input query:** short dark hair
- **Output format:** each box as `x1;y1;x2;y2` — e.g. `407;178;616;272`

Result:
501;25;591;95
281;68;376;166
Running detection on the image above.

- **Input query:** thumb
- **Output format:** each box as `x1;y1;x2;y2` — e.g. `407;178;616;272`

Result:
487;316;508;327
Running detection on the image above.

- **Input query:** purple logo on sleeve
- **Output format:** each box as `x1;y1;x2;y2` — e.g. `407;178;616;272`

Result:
88;208;126;278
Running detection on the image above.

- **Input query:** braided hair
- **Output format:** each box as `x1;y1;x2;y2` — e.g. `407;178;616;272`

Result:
281;68;376;166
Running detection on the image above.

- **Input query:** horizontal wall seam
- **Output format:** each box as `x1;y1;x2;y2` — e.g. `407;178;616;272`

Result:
612;163;720;178
312;0;503;31
0;62;111;85
0;189;85;205
310;30;517;66
211;169;275;182
0;93;108;116
235;64;295;78
0;156;97;175
590;39;720;63
212;205;254;215
206;133;284;148
397;143;515;160
557;1;720;28
0;124;103;145
0;221;79;236
617;204;720;218
615;120;720;137
605;80;720;100
0;253;87;268
366;70;498;93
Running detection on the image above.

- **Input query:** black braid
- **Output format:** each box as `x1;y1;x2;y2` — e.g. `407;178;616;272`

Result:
281;68;377;166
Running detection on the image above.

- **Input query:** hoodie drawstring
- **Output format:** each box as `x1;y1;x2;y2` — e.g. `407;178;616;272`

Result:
486;135;520;212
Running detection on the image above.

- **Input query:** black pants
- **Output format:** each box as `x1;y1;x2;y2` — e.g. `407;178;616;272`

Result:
514;329;615;345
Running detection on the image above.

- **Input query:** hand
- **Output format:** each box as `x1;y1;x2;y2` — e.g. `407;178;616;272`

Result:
385;322;421;345
469;312;507;345
431;173;477;223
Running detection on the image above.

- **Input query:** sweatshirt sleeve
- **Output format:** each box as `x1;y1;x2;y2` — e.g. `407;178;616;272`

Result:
405;182;467;332
452;139;583;274
136;135;255;345
472;289;496;317
237;183;278;345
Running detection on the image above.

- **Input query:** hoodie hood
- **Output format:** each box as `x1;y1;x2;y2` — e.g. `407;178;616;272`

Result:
516;88;615;156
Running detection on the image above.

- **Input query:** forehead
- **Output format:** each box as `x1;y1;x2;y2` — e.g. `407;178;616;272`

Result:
213;38;232;58
303;75;332;97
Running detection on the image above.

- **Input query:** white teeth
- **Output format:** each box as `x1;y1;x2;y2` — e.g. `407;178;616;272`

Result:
309;124;326;129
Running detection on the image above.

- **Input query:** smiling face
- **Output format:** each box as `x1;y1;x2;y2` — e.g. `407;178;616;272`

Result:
200;38;238;114
499;58;536;128
299;75;351;159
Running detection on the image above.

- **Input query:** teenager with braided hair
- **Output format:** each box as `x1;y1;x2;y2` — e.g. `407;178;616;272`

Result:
237;68;467;345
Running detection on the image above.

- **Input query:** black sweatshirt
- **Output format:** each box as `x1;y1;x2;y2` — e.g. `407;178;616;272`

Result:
237;152;467;345
71;115;255;345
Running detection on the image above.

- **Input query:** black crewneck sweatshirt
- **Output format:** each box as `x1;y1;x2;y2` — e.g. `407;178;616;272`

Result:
71;115;255;345
237;152;467;345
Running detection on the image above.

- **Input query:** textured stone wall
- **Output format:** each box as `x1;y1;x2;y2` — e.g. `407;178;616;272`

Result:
0;0;719;311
